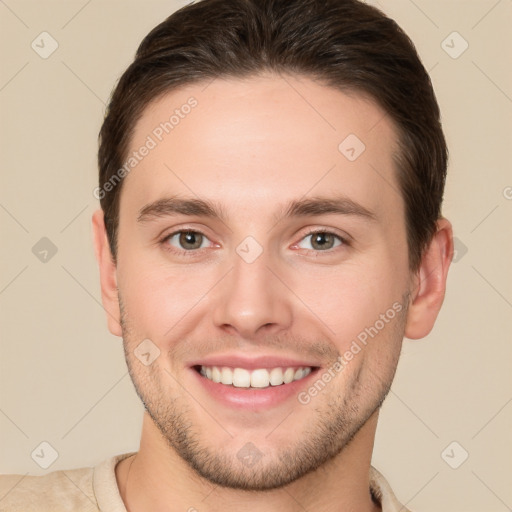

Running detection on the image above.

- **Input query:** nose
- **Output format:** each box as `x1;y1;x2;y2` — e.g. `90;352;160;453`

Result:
211;248;293;339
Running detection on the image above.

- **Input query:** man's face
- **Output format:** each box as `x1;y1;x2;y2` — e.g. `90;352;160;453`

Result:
115;74;413;490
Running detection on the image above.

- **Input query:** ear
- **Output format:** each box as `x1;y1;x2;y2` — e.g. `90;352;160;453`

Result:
91;209;122;337
404;217;454;340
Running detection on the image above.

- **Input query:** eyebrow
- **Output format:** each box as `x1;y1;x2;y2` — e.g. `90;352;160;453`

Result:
136;194;377;225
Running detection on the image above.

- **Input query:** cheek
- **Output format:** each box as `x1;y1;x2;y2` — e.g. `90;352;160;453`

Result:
118;255;214;336
289;261;405;349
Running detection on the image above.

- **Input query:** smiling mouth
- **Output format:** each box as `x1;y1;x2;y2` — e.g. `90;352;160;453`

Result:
193;365;318;389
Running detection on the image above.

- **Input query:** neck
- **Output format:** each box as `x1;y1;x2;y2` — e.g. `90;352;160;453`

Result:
116;411;382;512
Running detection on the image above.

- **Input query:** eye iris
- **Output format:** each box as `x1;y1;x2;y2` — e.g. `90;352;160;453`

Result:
311;232;334;250
179;231;202;250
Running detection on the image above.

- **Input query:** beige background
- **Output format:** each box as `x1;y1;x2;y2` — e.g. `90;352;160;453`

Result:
1;0;511;510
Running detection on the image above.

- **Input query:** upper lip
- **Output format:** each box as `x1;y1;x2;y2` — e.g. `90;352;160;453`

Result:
188;353;321;370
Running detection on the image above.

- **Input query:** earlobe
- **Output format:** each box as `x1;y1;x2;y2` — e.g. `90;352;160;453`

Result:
91;209;122;337
404;217;454;340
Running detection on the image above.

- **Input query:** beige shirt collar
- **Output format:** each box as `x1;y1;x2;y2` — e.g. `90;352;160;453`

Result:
93;452;410;512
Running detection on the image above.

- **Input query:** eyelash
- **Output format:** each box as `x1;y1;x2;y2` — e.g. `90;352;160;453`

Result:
159;227;350;257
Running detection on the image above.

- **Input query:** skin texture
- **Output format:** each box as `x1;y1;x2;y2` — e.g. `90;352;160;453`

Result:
92;73;453;512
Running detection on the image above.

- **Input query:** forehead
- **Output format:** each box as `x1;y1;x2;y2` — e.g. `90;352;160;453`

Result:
120;74;402;223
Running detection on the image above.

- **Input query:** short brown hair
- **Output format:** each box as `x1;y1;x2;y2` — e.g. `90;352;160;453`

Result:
98;0;447;273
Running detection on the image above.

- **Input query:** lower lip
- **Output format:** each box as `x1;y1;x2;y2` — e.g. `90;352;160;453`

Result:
191;368;319;410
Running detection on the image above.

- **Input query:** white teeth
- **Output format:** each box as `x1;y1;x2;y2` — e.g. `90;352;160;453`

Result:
269;367;284;386
198;365;313;388
283;367;295;384
233;368;251;388
220;367;233;385
250;369;270;388
212;366;221;383
294;367;312;379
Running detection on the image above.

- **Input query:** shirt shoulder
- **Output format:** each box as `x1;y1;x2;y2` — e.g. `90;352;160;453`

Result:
0;452;135;512
1;457;407;511
0;466;98;512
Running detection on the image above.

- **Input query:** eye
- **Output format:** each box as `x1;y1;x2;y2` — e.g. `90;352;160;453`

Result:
163;230;211;252
296;230;346;251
